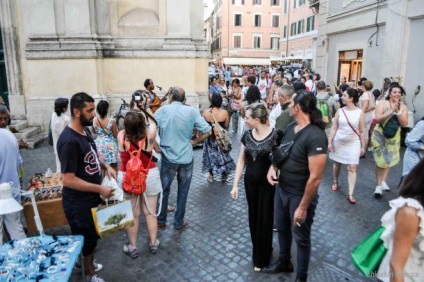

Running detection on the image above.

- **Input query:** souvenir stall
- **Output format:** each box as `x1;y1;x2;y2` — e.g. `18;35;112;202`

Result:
24;173;68;234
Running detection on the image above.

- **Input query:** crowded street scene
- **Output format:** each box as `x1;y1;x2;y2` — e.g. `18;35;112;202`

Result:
1;0;423;282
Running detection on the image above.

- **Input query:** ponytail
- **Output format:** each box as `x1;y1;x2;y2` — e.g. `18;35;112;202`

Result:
310;108;326;130
294;90;326;130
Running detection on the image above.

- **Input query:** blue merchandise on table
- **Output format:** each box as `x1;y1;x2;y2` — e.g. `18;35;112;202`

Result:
0;235;83;281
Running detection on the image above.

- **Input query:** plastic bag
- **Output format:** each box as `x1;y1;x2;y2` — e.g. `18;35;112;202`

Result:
101;176;123;202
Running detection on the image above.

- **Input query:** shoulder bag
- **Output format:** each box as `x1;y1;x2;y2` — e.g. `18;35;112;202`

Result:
270;124;309;168
210;110;232;152
48;115;53;146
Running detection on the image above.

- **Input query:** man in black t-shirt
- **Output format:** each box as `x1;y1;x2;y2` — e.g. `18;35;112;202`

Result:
263;91;327;282
57;92;115;282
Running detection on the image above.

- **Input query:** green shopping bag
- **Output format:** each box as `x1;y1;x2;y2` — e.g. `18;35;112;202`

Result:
351;226;387;276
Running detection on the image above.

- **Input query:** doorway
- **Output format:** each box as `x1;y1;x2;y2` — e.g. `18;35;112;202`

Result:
337;50;363;86
0;24;9;109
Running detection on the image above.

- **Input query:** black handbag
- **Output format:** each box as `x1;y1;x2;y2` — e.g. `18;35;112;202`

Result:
47;116;53;146
382;115;400;138
270;124;309;167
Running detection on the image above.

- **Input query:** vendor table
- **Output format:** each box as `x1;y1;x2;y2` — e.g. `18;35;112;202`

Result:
24;173;68;234
0;235;84;281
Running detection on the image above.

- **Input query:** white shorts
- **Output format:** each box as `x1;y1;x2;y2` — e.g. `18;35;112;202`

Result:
118;167;162;197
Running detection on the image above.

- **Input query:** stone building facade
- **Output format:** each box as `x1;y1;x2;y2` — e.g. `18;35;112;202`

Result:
315;0;424;121
0;0;209;129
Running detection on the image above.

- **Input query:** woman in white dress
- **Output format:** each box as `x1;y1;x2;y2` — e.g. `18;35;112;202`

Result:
328;88;366;204
377;158;424;282
51;98;70;173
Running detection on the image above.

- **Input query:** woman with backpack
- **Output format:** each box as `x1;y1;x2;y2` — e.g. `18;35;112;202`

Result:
201;94;236;183
117;110;162;258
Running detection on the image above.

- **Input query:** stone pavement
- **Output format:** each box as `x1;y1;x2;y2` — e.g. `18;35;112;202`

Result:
19;132;404;282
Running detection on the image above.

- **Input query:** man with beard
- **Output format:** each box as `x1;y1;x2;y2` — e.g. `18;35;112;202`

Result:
57;92;116;282
145;78;162;114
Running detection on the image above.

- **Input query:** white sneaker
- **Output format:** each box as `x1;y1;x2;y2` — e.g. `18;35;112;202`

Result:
374;186;383;198
88;274;105;282
381;181;390;191
74;260;103;272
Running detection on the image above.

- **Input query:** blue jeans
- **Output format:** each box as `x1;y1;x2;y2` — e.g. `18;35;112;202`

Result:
274;187;318;278
158;154;194;228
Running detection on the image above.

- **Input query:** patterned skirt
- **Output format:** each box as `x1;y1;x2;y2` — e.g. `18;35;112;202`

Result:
202;136;236;176
371;124;401;168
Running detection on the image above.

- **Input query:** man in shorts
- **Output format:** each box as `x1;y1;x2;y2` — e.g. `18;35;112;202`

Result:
58;92;116;282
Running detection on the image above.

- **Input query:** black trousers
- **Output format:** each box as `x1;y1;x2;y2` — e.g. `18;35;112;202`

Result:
244;181;275;268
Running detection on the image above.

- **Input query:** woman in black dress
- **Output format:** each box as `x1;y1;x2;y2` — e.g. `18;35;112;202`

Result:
230;103;283;271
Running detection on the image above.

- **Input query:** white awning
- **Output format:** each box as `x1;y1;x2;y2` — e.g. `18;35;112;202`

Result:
222;57;270;66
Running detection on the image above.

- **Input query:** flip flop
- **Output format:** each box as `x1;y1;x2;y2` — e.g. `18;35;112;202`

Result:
331;182;338;191
167;205;175;212
348;195;356;204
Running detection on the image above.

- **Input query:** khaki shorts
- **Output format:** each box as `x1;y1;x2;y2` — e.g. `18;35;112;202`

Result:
118;167;162;197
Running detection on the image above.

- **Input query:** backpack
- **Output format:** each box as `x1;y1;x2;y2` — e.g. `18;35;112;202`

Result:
317;95;331;124
210;110;232;152
122;138;152;196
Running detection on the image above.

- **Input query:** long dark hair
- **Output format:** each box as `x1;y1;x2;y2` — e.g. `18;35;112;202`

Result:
245;85;261;105
294;90;326;130
54;98;69;116
399;158;424;206
346;87;359;106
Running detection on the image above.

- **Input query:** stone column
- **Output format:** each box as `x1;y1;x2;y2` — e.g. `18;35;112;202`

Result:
0;0;25;114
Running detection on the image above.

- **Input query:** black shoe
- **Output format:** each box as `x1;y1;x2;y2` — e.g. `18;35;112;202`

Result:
261;259;294;274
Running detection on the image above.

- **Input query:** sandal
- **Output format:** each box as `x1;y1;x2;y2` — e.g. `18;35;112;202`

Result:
167;205;175;212
347;195;356;204
331;181;338;191
208;174;214;183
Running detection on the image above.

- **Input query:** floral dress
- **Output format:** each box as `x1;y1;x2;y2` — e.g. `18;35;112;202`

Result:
202;120;236;176
94;118;119;164
371;106;401;168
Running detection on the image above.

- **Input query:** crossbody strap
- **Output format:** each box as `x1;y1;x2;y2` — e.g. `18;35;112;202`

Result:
341;109;360;139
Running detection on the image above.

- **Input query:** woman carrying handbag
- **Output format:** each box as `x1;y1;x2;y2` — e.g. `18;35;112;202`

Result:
328;87;366;204
371;85;408;198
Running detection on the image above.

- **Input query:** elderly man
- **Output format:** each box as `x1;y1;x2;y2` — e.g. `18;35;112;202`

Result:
155;87;211;231
264;91;327;282
275;85;295;133
0;105;26;245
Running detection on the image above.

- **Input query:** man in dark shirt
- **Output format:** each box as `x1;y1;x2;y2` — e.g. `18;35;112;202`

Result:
264;91;327;282
275;85;295;133
58;92;115;282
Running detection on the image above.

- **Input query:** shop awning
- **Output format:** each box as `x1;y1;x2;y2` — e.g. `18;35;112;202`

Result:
222;57;270;66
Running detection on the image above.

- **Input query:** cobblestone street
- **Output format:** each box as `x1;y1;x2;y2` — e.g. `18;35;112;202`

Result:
20;132;403;282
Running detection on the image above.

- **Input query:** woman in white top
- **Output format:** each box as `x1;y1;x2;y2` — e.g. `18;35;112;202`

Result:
377;158;424;282
328;88;366;204
359;80;376;148
51;98;70;173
